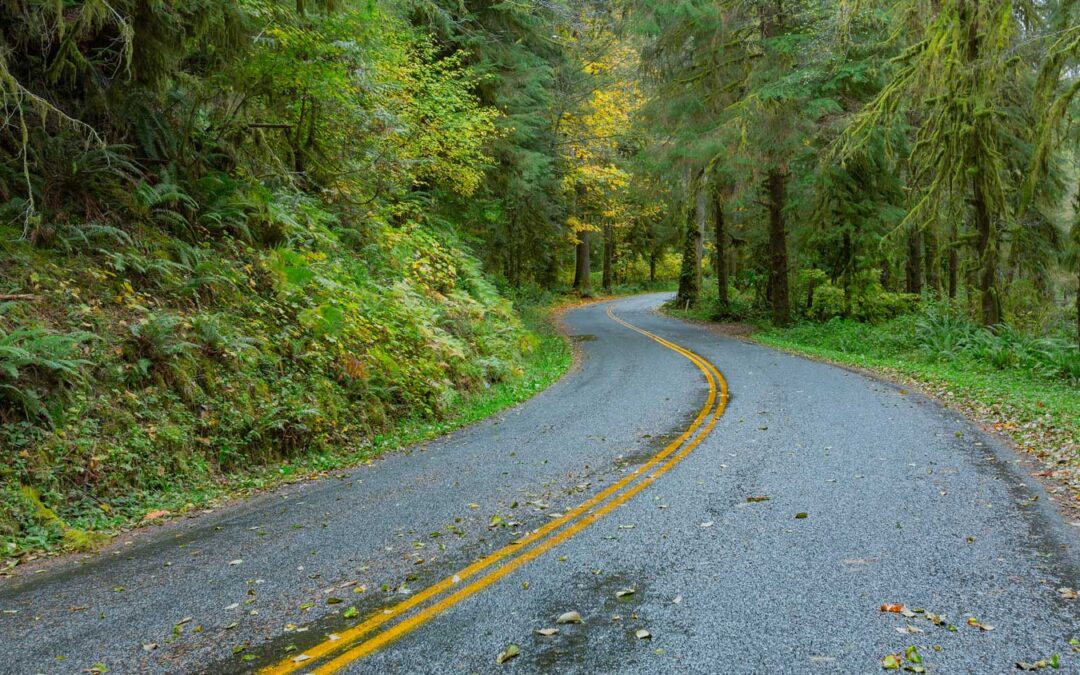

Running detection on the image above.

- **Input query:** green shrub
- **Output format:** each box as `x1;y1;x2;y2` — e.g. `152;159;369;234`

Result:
809;283;846;321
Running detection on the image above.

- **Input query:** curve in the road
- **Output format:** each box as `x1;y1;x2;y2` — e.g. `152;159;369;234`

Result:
262;302;730;674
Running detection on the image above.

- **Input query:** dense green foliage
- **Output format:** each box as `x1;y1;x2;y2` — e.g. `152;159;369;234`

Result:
632;0;1080;344
0;0;599;553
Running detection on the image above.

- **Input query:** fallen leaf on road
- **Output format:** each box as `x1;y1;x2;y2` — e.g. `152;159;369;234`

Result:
1058;587;1077;600
292;654;311;663
556;611;583;624
496;644;520;664
881;654;901;669
615;588;635;598
343;606;358;619
896;625;923;634
880;603;906;613
795;512;808;519
905;646;922;664
326;597;343;605
228;559;243;566
966;617;994;631
746;496;770;503
700;521;714;528
1016;658;1057;671
901;608;917;618
672;595;682;605
635;629;652;640
141;510;170;522
536;628;559;637
142;643;158;652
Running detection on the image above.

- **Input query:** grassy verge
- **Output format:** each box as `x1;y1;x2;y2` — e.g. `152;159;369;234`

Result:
665;301;1080;500
3;302;571;568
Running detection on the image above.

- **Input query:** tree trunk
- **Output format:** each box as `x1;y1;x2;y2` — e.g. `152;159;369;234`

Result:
906;225;923;295
695;182;706;299
573;230;591;295
572;183;590;295
714;187;728;314
972;175;1001;325
649;253;656;284
602;223;613;292
296;0;305;17
963;3;1000;326
676;200;700;307
841;230;853;315
766;169;790;325
948;220;959;299
925;225;940;296
1075;265;1079;350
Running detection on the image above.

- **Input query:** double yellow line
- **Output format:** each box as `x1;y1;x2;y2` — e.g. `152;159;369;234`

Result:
262;304;729;674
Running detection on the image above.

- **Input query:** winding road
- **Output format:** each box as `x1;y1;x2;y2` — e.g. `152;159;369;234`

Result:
2;294;1078;674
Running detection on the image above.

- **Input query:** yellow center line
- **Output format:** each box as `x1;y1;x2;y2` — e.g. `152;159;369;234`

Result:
262;302;729;674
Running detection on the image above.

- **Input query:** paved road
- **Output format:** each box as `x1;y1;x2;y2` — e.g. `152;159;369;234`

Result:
2;294;1078;674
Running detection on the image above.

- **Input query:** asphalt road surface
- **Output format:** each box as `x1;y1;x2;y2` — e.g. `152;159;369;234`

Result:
2;294;1078;674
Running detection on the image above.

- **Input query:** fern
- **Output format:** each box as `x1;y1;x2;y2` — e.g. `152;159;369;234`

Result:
0;326;95;425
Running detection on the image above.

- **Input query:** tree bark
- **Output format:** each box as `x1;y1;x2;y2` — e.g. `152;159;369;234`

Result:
573;230;591;295
695;182;706;299
572;183;590;295
714;186;729;314
963;3;1001;326
906;225;923;295
601;223;613;292
676;199;700;307
924;225;940;296
766;169;790;325
972;175;1001;325
841;229;853;316
948;220;959;299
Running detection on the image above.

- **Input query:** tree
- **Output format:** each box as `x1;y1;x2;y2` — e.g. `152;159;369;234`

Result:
841;1;1035;326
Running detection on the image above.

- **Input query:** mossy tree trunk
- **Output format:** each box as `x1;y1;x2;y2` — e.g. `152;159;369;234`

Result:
767;168;790;326
714;186;728;314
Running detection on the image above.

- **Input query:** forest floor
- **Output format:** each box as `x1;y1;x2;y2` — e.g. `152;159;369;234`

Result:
2;293;1077;674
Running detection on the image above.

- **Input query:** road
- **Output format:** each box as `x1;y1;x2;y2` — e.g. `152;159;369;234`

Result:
2;294;1078;674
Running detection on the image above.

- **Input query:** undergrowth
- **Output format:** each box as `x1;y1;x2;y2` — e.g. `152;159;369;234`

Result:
0;206;570;560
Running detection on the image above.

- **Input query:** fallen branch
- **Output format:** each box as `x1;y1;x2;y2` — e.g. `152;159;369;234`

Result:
0;294;38;301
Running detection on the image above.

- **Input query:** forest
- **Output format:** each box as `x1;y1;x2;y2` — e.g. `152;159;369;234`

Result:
1;0;1078;556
